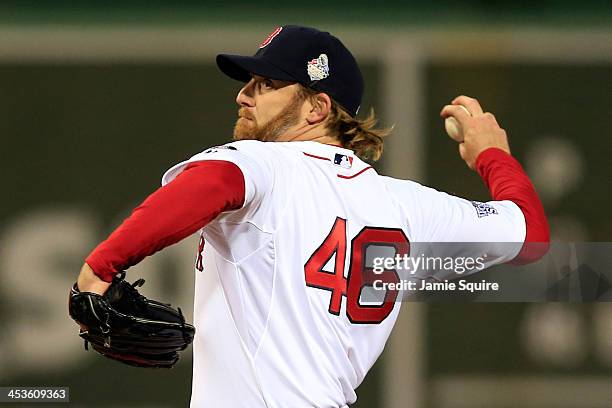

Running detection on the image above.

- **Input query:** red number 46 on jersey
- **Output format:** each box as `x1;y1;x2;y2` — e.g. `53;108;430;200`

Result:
304;217;410;324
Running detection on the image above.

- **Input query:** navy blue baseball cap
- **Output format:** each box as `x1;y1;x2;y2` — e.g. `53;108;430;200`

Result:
216;25;364;117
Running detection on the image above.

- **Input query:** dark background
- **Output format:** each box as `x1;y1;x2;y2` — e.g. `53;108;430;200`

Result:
0;2;611;407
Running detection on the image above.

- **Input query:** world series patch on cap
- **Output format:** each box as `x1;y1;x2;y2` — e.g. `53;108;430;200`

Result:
216;25;364;117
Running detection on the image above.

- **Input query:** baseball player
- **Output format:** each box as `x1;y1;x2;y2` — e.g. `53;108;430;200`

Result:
73;25;549;407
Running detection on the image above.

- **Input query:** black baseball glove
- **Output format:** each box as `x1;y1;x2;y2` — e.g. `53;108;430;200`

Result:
68;272;195;368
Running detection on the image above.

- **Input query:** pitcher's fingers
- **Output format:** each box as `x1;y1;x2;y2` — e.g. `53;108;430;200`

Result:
441;105;472;128
452;95;484;116
484;112;499;126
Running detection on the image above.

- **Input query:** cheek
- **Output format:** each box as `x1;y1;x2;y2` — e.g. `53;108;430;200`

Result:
255;95;293;123
254;107;272;125
252;110;265;125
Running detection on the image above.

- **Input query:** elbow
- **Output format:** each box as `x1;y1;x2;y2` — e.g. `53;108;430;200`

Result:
510;219;550;265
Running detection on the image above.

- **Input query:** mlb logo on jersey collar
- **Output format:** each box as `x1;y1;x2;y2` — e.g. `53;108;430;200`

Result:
333;153;353;169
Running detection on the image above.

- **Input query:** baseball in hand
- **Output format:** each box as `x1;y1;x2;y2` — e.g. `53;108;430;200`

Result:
444;105;471;142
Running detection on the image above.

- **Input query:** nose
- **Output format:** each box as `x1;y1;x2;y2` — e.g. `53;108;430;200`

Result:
236;78;255;107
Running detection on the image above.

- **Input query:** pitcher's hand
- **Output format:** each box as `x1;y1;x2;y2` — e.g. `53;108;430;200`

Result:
441;95;511;170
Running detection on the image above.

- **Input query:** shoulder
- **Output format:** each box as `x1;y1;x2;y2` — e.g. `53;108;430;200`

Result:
380;175;431;196
192;140;300;164
379;175;456;212
162;140;299;185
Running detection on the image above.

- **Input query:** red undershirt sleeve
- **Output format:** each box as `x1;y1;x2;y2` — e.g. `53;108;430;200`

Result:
475;147;550;264
86;160;246;282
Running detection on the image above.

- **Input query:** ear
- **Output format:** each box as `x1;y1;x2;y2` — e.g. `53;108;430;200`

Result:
305;93;332;124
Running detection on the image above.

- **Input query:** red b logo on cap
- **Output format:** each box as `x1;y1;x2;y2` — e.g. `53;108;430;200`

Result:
259;27;283;48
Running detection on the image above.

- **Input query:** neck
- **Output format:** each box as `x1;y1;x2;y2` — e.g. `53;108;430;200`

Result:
279;121;341;145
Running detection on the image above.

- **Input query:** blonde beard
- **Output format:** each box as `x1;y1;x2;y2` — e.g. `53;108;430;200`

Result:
233;94;303;142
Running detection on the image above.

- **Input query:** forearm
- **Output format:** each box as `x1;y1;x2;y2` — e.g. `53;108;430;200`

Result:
476;147;550;263
84;160;245;283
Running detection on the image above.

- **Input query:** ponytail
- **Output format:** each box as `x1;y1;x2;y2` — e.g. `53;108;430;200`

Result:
298;85;392;162
329;106;392;162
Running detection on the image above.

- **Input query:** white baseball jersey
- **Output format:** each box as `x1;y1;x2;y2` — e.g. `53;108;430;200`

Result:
162;140;526;408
